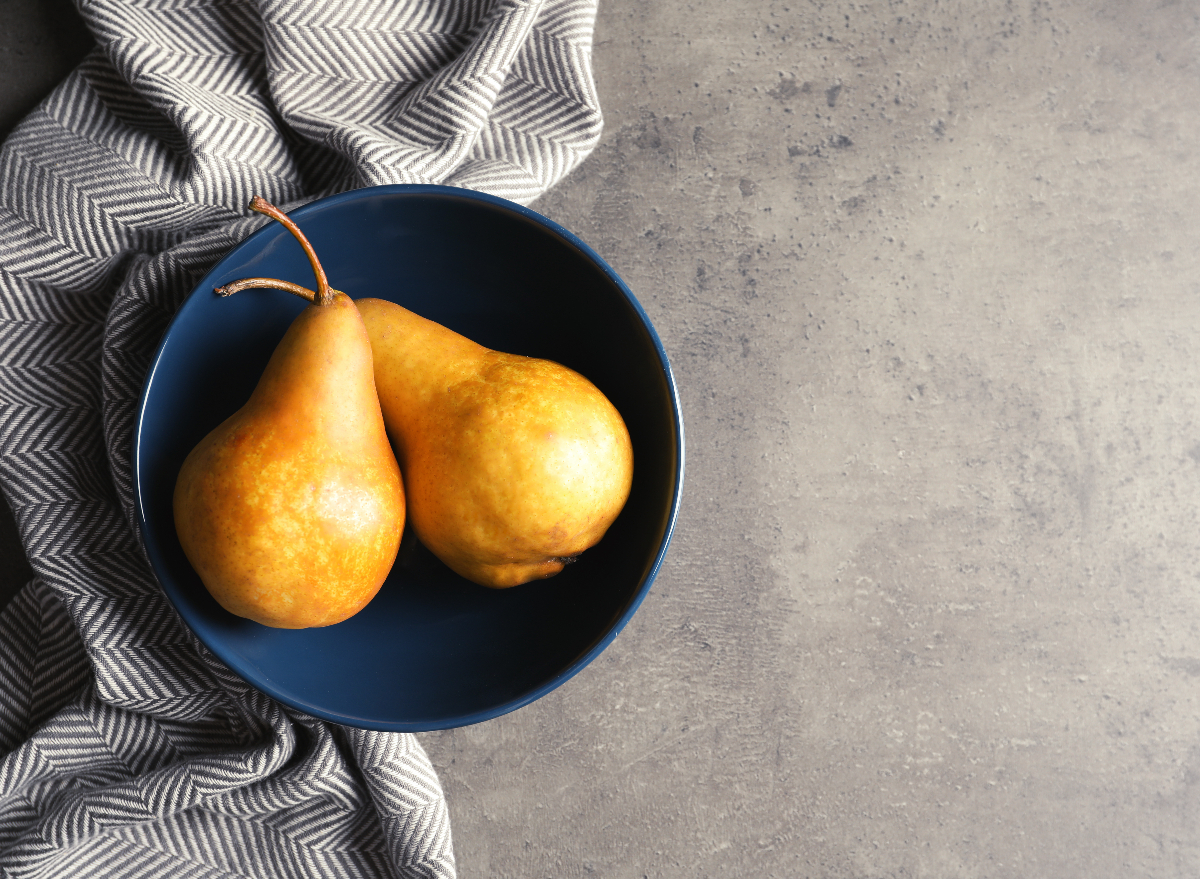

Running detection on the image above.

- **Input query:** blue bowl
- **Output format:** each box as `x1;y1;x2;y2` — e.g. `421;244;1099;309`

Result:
133;184;684;731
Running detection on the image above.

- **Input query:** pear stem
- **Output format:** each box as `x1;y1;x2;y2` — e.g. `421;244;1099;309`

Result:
247;197;335;306
215;277;319;301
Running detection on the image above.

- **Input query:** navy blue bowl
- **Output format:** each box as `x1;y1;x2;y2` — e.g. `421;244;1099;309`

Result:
134;184;684;731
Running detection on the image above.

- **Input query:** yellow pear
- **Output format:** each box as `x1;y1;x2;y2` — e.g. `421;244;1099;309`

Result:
356;298;633;588
173;199;404;628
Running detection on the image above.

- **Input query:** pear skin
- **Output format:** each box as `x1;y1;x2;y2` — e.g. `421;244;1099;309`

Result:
356;297;633;588
173;204;404;628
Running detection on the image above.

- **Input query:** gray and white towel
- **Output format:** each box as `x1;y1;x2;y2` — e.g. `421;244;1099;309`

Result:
0;1;602;876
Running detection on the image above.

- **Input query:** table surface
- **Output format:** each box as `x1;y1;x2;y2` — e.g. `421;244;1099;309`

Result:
4;2;1200;876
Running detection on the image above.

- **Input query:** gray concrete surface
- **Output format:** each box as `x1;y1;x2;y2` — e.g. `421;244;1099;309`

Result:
5;0;1200;876
424;2;1200;876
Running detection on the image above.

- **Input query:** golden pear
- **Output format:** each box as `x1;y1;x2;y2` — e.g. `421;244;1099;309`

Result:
356;297;633;588
173;199;404;628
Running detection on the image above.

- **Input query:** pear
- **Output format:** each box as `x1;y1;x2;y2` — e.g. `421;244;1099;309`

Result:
356;298;633;588
173;198;404;628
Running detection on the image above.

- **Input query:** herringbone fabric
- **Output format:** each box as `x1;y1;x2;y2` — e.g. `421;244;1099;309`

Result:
0;0;602;876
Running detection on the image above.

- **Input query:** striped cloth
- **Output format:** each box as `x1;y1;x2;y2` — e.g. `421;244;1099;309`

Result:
0;0;602;876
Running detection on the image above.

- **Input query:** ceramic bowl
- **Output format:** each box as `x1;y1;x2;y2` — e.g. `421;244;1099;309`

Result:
133;184;684;731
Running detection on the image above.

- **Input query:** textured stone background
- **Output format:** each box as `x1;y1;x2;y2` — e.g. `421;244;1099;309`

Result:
5;1;1200;877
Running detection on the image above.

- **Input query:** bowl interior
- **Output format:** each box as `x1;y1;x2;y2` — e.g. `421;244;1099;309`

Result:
135;185;683;731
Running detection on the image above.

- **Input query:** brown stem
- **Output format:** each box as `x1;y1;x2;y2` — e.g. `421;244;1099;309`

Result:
215;277;318;301
248;196;334;305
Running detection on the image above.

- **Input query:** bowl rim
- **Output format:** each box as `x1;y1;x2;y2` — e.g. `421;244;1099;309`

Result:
133;183;685;730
